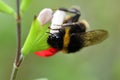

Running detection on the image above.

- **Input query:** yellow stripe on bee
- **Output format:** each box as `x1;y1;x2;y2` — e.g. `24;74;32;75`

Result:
62;28;70;53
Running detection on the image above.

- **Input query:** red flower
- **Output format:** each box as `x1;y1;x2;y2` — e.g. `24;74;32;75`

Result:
35;47;59;57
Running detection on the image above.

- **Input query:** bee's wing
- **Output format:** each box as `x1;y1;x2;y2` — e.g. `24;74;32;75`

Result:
79;30;108;47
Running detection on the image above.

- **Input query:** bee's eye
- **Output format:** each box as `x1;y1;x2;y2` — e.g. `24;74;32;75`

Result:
50;34;61;41
47;33;63;50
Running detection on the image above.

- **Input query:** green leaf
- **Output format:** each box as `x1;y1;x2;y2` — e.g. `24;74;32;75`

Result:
20;0;32;13
0;1;15;16
21;18;50;56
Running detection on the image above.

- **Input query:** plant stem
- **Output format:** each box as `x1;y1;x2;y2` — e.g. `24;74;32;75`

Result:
15;0;21;65
10;64;18;80
10;0;23;80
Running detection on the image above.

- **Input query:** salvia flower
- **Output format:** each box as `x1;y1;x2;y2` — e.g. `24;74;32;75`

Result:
21;8;53;56
35;47;59;57
34;9;67;57
22;8;67;57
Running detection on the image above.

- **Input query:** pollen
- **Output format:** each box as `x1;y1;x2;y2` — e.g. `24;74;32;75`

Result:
62;28;70;52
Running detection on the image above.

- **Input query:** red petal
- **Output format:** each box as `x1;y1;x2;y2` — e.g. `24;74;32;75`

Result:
35;47;59;57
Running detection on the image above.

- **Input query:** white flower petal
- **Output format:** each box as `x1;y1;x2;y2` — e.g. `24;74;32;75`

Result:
37;8;53;25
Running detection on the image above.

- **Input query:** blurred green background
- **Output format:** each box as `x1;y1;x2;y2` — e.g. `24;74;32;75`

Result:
0;0;120;80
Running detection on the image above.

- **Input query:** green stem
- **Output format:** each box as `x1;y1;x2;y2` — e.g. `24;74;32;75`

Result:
10;64;18;80
10;55;23;80
15;0;21;65
10;0;22;80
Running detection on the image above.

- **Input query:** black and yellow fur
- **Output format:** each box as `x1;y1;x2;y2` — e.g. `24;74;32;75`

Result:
47;8;108;53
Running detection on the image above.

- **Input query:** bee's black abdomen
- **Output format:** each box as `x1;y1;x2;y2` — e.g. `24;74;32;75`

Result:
67;33;84;53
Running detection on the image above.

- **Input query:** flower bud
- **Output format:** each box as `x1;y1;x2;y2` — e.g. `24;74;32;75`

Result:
37;8;53;25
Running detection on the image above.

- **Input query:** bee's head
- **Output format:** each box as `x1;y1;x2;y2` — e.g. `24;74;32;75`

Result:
47;33;64;50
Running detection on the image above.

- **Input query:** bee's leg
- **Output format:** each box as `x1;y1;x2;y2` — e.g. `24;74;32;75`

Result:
48;26;65;35
62;20;89;33
63;22;86;33
59;8;80;15
48;26;60;30
59;8;80;22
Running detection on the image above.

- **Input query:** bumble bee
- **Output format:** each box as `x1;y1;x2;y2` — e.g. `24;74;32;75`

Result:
47;8;108;53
